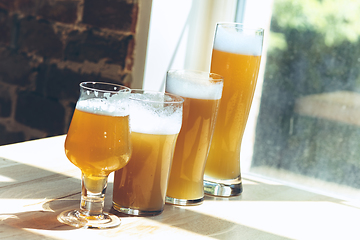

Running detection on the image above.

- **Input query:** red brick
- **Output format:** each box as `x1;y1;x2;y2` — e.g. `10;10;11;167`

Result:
82;0;137;32
125;37;135;71
0;96;11;117
36;63;127;101
0;124;25;145
15;91;65;134
37;64;98;101
0;9;11;46
17;16;63;59
0;85;12;117
64;29;132;66
12;0;37;15
37;0;79;24
0;48;34;86
0;1;13;11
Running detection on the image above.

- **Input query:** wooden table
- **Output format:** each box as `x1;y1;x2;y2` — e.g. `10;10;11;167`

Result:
0;135;359;239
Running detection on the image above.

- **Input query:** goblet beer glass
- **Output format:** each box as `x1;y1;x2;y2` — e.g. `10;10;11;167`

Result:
165;70;223;205
112;90;183;216
58;82;131;229
204;23;264;197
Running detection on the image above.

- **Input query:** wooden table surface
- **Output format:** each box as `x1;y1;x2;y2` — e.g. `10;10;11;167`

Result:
0;135;359;240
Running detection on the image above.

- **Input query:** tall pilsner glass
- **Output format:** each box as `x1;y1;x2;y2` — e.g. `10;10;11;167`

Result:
204;23;264;197
58;82;131;229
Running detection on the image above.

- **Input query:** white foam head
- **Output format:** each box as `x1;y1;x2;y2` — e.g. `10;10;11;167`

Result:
129;92;183;135
76;93;129;117
213;24;263;56
166;70;223;100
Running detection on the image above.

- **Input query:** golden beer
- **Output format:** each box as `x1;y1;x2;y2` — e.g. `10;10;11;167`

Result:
112;90;183;216
204;23;263;196
65;108;131;178
59;82;131;229
165;70;223;205
113;131;178;212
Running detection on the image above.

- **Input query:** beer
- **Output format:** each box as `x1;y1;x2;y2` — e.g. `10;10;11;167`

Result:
113;131;178;212
204;23;263;196
65;99;131;177
59;82;131;229
112;90;183;216
165;70;223;203
205;51;261;179
65;99;131;191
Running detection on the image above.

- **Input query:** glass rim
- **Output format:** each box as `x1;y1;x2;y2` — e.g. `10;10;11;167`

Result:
79;81;131;94
167;69;224;83
216;22;264;33
130;89;184;104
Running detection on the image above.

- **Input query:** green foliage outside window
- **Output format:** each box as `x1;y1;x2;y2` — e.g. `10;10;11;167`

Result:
252;0;360;189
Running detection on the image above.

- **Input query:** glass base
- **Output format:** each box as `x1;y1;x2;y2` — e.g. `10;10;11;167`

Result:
165;196;204;206
112;202;163;216
57;209;121;229
203;176;243;197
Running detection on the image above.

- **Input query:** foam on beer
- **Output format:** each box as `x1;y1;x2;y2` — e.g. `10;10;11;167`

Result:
166;71;223;100
129;93;182;135
213;25;263;56
76;97;129;117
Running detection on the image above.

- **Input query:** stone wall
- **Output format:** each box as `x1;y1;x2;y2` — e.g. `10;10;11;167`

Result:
0;0;139;145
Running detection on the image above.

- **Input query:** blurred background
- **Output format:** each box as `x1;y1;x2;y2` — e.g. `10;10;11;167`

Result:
1;0;360;201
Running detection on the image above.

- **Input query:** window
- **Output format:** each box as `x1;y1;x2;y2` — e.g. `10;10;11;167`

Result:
139;0;360;201
139;0;237;91
249;0;360;201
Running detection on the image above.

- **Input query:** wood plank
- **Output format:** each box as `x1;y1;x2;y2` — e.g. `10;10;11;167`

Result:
0;136;360;239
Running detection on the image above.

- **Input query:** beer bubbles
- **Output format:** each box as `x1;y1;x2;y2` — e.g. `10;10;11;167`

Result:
76;92;129;117
129;92;183;135
166;70;223;100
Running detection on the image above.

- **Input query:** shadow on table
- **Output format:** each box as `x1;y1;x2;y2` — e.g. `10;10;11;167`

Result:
106;181;292;240
0;158;353;239
0;158;346;203
1;201;78;231
129;204;290;240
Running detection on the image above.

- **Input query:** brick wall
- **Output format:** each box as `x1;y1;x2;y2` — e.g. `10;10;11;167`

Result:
0;0;139;145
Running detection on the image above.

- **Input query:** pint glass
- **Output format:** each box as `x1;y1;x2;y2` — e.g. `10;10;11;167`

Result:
112;90;183;216
165;70;223;205
204;23;264;197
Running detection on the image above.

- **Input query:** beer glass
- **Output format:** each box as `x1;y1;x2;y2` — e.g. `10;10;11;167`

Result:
165;70;223;205
204;23;264;197
58;82;131;228
112;90;183;216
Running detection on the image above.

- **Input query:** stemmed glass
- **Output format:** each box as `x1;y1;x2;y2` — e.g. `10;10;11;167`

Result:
58;82;131;229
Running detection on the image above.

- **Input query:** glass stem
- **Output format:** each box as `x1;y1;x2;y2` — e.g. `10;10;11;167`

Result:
80;173;108;218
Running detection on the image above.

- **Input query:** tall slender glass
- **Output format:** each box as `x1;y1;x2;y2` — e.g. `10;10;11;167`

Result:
112;90;183;216
204;23;264;197
165;70;223;205
58;82;131;229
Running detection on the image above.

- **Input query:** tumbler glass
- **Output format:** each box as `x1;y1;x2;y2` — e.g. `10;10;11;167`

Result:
112;90;183;216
